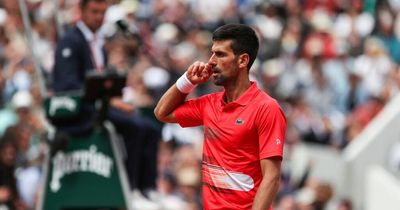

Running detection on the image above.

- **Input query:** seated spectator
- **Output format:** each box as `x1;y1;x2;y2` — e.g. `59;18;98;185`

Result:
0;137;27;210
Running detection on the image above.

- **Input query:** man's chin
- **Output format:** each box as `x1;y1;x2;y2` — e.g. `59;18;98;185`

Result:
213;79;224;86
212;75;227;86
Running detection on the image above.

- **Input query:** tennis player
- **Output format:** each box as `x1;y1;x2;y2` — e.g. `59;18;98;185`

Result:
154;23;286;210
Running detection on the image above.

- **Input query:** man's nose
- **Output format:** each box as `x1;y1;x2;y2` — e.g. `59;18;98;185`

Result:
208;55;216;65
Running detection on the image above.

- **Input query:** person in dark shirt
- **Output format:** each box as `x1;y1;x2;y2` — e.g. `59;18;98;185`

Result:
52;0;158;194
0;138;26;210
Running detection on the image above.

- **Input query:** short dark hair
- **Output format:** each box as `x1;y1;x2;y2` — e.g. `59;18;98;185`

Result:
212;24;259;70
80;0;107;8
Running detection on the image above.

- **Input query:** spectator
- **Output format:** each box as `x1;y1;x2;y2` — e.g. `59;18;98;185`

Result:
335;198;353;210
353;37;394;99
0;139;27;210
156;170;188;210
374;4;400;65
1;123;41;209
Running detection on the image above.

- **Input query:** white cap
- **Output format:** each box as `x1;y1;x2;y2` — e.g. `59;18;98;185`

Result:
310;9;333;33
120;0;138;14
296;188;316;205
105;5;125;23
11;90;33;109
176;167;201;187
154;23;179;44
0;9;7;25
143;67;170;89
170;42;196;61
262;59;284;77
103;1;138;28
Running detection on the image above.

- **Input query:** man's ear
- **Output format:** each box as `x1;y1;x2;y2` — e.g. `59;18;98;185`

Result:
238;54;249;69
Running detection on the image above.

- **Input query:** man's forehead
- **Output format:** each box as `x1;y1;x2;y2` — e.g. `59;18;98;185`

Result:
84;0;108;10
211;40;233;51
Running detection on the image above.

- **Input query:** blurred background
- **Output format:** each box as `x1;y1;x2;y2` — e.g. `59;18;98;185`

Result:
0;0;400;210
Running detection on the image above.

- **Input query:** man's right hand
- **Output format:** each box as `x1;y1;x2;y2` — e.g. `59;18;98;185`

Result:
186;61;213;85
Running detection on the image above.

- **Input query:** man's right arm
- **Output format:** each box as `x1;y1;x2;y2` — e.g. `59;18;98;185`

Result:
154;61;212;123
154;84;188;123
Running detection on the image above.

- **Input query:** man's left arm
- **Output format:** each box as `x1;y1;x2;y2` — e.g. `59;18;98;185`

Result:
252;157;282;210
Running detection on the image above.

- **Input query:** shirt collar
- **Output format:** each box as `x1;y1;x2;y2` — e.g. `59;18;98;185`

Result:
77;21;103;42
220;82;259;107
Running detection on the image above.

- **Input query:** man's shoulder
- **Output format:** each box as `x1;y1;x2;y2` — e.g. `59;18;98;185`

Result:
252;90;282;111
55;27;87;53
254;88;276;103
59;26;85;43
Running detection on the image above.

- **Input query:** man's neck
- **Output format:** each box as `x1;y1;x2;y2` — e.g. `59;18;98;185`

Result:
223;77;251;103
77;21;98;41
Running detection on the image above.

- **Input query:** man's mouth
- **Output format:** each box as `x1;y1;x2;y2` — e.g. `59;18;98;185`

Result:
212;68;220;77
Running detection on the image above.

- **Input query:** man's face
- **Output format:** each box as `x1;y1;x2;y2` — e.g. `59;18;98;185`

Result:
0;144;16;167
208;40;240;86
81;1;108;32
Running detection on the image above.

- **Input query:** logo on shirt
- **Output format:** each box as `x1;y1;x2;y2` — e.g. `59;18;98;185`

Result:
235;119;245;125
62;48;71;58
276;138;281;145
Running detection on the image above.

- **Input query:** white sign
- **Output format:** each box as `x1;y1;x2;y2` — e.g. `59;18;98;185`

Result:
50;145;113;192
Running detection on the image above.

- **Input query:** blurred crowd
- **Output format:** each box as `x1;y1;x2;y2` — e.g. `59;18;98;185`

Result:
1;0;400;209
